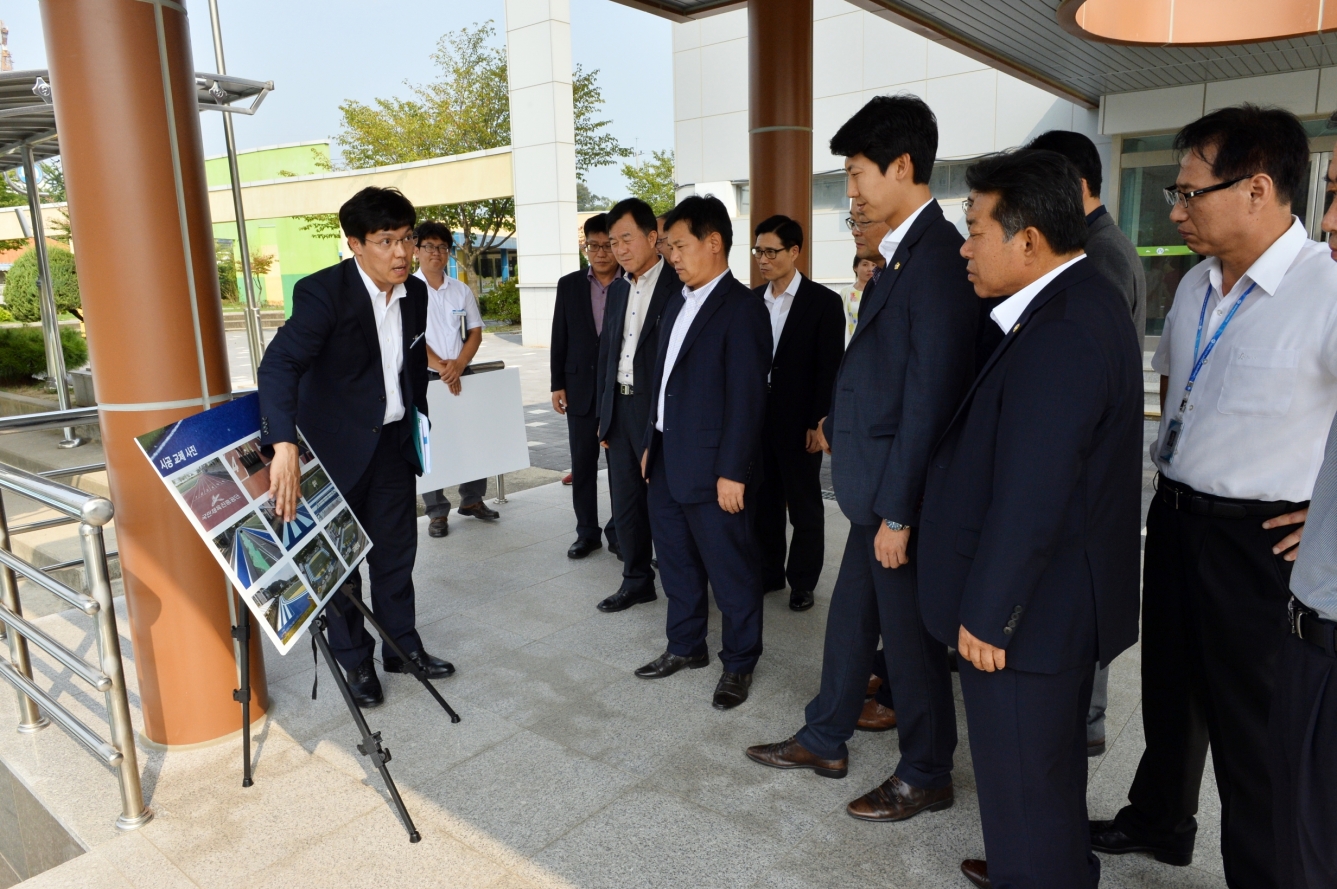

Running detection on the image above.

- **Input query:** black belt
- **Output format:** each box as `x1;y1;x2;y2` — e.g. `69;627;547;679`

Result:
1290;595;1337;658
1156;474;1304;519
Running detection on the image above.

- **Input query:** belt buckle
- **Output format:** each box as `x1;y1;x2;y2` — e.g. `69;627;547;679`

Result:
1289;596;1306;639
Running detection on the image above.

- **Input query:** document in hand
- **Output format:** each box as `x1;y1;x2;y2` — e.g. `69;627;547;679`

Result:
136;393;372;655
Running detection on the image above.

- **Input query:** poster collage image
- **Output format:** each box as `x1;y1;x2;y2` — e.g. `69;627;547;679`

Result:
135;395;372;655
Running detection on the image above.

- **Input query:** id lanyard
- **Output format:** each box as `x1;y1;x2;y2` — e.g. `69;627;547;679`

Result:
1158;279;1257;463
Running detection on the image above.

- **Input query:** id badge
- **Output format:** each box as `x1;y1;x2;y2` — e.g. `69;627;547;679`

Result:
1158;417;1183;464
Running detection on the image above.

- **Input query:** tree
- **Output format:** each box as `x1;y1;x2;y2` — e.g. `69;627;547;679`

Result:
330;22;629;289
5;244;81;322
622;149;677;215
577;181;611;212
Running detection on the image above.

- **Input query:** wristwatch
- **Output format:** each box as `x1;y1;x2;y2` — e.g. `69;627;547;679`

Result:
884;520;909;531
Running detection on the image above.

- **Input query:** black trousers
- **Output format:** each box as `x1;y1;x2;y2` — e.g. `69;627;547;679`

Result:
646;451;763;674
961;659;1099;889
422;478;487;515
795;523;955;783
566;408;615;545
605;392;655;593
1116;492;1299;889
324;421;423;671
756;430;824;592
1268;632;1337;889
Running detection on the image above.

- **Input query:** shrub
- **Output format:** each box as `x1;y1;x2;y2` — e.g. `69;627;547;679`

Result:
5;245;81;323
0;328;88;383
479;278;521;323
0;306;13;323
217;254;239;303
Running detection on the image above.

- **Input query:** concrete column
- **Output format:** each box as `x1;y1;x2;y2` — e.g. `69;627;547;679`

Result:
748;0;813;286
504;0;579;348
41;0;267;745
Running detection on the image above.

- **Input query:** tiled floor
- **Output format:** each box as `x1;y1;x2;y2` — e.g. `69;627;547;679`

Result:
0;470;1225;889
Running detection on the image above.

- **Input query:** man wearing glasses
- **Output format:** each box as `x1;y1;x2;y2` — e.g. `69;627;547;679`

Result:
260;187;454;709
550;213;619;560
1092;105;1337;888
414;220;497;537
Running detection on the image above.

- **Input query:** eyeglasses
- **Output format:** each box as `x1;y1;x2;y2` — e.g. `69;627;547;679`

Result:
844;216;868;233
1163;176;1251;208
583;242;614;255
752;247;787;259
417;243;449;256
656;236;669;248
363;233;417;250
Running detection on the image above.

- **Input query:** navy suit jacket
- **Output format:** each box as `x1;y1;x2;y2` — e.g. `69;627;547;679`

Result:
917;259;1143;674
751;274;845;449
596;261;680;441
549;268;604;418
643;270;772;504
258;259;429;493
826;201;978;527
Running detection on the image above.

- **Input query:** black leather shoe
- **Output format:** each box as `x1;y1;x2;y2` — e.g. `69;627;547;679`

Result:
383;650;455;679
568;537;602;559
608;539;622;560
634;650;709;679
346;657;384;708
458;502;500;521
597;586;657;613
789;589;814;611
1089;819;1194;866
428;517;449;538
712;671;752;710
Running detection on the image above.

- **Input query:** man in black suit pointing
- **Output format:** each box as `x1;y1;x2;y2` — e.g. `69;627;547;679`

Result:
259;187;454;709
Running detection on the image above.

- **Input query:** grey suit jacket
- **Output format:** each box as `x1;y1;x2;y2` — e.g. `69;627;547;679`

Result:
1085;210;1146;352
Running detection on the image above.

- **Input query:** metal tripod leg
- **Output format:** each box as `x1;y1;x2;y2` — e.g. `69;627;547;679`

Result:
230;608;253;788
311;614;420;843
338;586;461;723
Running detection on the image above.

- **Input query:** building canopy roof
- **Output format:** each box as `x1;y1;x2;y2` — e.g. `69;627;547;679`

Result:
614;0;1337;107
0;69;271;173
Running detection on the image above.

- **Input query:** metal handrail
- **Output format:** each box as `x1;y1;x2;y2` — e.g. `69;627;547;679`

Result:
0;406;98;434
0;459;151;830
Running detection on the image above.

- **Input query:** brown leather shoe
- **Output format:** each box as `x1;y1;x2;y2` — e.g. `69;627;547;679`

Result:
960;859;989;888
846;775;954;822
745;736;848;779
856;698;897;732
865;674;882;697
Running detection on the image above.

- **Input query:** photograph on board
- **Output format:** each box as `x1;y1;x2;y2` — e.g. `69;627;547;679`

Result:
258;497;317;550
299;465;342;520
250;561;317;645
213;512;283;590
325;508;369;569
174;458;248;532
223;439;273;501
294;533;341;598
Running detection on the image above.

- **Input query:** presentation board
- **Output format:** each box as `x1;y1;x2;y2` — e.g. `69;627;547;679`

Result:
415;366;530;493
135;394;371;655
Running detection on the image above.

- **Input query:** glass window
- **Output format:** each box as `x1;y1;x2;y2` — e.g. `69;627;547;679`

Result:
735;183;749;216
929;160;972;201
811;174;847;212
1118;163;1202;338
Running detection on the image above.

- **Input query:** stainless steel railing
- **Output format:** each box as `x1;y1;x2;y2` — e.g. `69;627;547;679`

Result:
0;460;151;830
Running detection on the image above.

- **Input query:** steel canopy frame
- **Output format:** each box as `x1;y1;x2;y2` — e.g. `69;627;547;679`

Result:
0;68;274;442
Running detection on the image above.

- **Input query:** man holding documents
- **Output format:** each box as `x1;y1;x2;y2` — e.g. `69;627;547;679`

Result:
259;187;455;709
414;220;498;538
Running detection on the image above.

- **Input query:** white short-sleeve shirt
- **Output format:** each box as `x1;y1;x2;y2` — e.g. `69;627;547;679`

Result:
418;270;483;361
1150;218;1337;502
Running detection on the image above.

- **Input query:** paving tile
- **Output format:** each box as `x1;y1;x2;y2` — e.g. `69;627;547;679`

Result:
7;851;128;889
443;640;629;728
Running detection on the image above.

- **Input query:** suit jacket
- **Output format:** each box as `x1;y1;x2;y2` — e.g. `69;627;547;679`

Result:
1086;210;1148;352
643;270;772;504
258;258;429;493
550;268;605;418
917;260;1143;674
752;274;845;450
597;260;680;441
826;201;978;527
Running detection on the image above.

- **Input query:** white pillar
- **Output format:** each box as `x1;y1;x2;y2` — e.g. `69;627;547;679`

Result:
505;0;579;348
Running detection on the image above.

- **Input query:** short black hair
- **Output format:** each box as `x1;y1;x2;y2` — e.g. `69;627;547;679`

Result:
965;149;1087;255
414;220;453;247
852;254;867;271
663;194;733;254
1025;130;1103;197
1173;104;1310;207
339;187;416;241
583;213;609;239
829;94;938;183
753;214;804;250
608;198;658;236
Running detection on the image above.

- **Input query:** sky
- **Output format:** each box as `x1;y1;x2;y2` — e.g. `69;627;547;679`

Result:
0;0;674;199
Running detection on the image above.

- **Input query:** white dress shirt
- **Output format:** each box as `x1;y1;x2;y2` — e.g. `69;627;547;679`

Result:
1150;217;1337;502
990;254;1087;333
417;269;482;361
878;198;934;266
617;258;664;387
656;269;728;432
764;270;801;356
355;260;406;425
